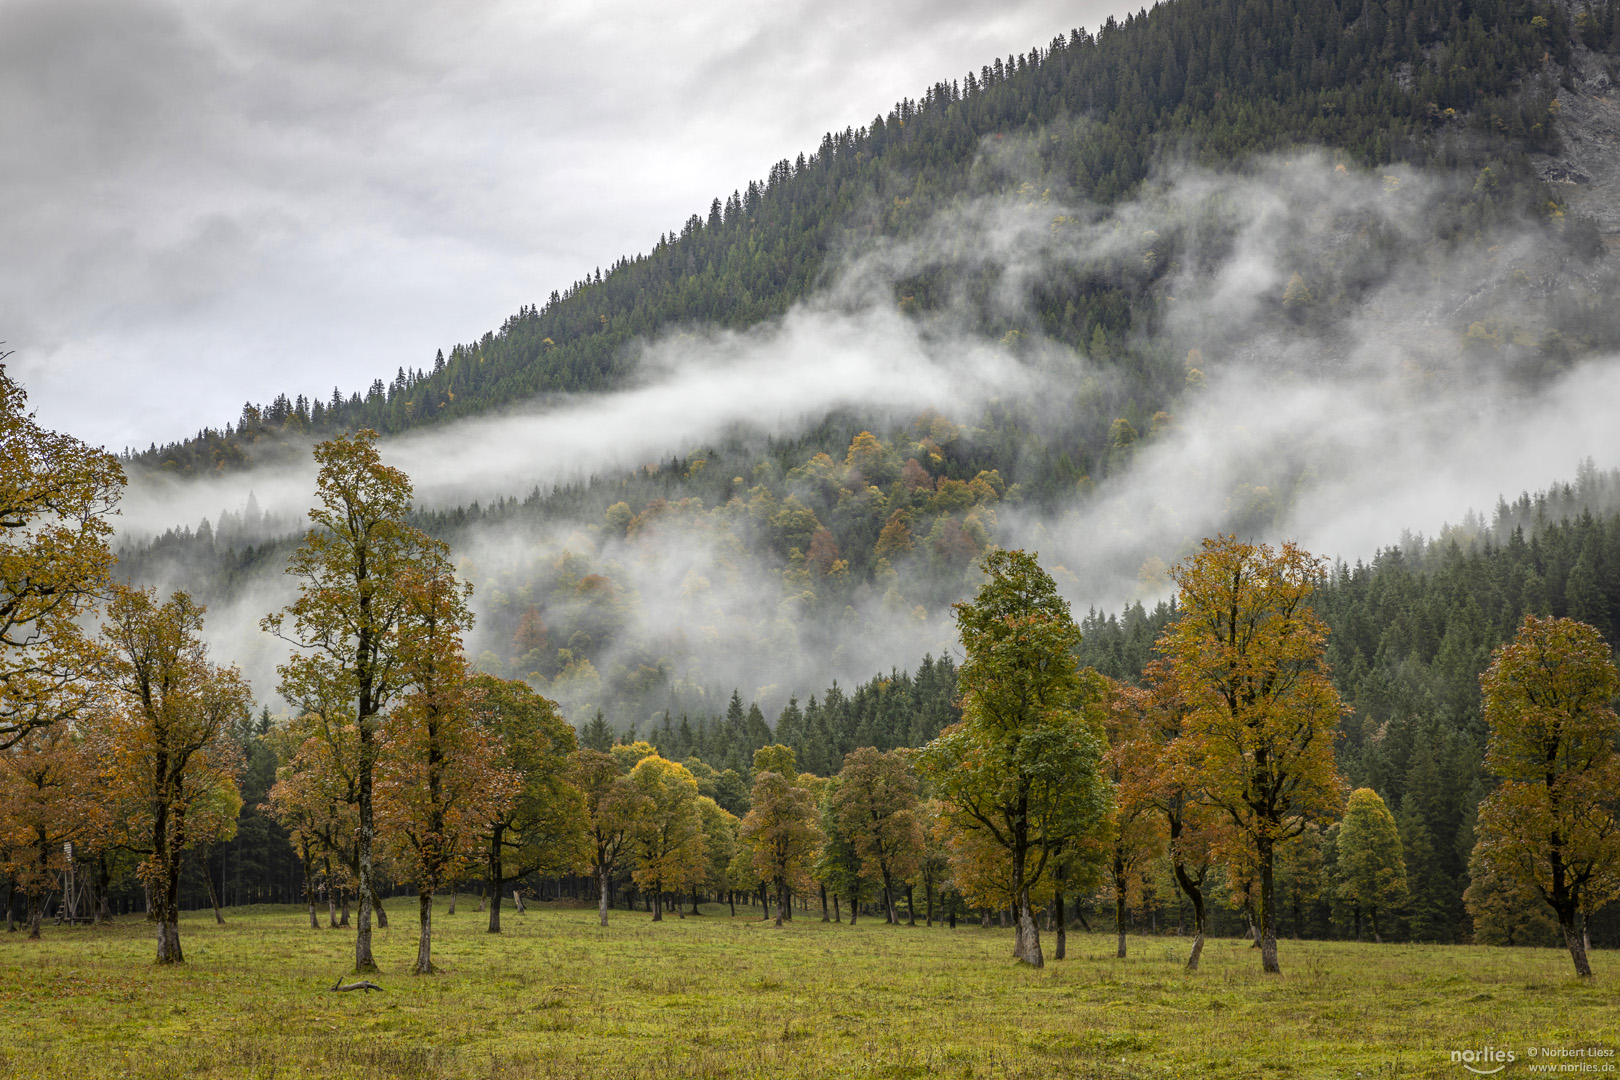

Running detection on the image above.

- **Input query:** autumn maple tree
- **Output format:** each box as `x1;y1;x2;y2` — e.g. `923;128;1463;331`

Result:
0;366;123;751
466;674;586;933
1132;657;1222;970
573;747;643;926
0;719;107;937
740;759;821;928
918;549;1112;968
830;747;923;924
1101;678;1167;959
1161;536;1347;975
378;560;515;974
626;754;705;920
100;588;249;964
1473;614;1620;978
265;430;442;973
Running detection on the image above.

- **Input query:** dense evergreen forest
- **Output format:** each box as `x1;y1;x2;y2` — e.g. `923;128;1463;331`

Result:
130;0;1620;475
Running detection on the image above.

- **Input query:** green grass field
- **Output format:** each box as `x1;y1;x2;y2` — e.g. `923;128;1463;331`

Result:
0;900;1613;1079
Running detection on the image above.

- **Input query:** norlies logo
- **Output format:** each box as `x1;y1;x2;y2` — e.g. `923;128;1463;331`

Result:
1453;1047;1518;1074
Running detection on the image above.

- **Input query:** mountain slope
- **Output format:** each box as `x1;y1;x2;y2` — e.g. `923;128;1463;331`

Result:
133;0;1603;474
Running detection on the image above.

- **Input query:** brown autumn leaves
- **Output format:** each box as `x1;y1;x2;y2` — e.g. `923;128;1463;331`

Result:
1;363;1616;980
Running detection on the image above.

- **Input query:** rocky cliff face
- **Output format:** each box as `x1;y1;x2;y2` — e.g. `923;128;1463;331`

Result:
1536;47;1620;242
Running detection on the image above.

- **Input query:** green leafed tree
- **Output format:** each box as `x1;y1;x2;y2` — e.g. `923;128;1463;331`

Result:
1472;614;1620;977
467;675;587;933
1334;788;1408;942
0;367;123;751
918;549;1112;968
831;746;924;925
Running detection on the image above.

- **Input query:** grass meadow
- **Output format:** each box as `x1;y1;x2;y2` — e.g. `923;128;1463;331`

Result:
0;899;1613;1080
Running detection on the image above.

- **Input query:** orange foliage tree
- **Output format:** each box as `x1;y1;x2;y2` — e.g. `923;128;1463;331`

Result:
378;561;517;974
265;430;444;974
1100;679;1167;959
1160;536;1347;975
740;765;821;928
99;588;248;964
1132;657;1224;970
0;720;108;937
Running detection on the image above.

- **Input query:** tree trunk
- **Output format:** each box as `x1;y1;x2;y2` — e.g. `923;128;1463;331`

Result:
832;893;841;923
820;884;829;922
598;866;611;928
905;884;916;926
448;882;457;915
1174;861;1207;972
26;891;42;940
774;880;786;928
325;856;338;927
1054;887;1066;961
848;892;858;925
1258;838;1280;974
412;887;434;975
355;724;378;973
880;867;897;924
924;881;934;927
488;832;505;932
155;808;188;964
1015;884;1044;968
203;847;226;925
1113;851;1128;959
651;885;663;922
692;885;702;915
512;888;525;915
96;855;112;923
727;891;735;917
5;878;14;934
339;886;350;927
370;886;388;929
1561;911;1594;978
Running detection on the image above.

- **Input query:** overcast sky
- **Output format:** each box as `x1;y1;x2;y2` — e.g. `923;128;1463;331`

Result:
2;0;1136;452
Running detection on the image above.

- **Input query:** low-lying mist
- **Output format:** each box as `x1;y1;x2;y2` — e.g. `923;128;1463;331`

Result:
119;149;1620;730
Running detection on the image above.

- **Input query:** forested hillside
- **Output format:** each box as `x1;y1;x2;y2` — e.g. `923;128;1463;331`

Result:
132;0;1615;473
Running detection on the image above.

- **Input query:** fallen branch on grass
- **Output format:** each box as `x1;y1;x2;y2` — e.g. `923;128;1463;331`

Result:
328;977;385;993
